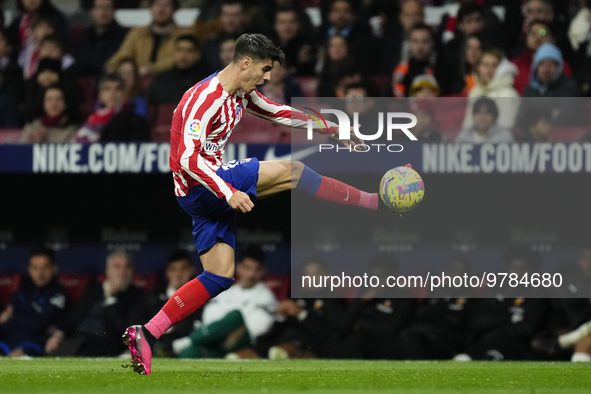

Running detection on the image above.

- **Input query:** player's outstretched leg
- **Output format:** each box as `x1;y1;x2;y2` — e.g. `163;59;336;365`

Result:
257;161;378;210
123;243;235;375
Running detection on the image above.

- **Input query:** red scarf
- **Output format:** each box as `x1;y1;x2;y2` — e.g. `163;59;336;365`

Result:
19;13;32;44
41;113;67;127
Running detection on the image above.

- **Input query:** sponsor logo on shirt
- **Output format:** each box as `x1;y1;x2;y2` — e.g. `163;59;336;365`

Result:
186;120;201;139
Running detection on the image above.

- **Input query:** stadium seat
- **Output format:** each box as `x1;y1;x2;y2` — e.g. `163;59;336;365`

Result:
0;129;22;144
58;274;90;304
133;274;158;293
151;103;176;143
263;275;290;301
0;273;21;309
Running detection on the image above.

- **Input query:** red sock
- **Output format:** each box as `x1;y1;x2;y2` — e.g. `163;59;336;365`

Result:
315;177;378;210
145;278;211;339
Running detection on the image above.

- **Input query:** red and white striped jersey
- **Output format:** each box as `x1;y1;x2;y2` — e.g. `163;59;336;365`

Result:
170;72;336;201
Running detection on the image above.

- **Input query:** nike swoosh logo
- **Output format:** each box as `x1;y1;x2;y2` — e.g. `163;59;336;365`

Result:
264;145;318;162
220;121;226;126
344;188;349;201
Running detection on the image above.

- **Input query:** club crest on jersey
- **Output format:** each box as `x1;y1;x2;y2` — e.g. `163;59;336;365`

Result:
235;103;244;121
186;120;201;139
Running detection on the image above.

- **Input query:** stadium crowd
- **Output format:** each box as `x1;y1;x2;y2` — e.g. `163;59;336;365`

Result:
1;246;591;362
0;0;591;142
1;0;591;363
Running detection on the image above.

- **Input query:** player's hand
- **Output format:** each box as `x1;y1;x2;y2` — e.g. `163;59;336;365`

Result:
334;125;366;151
228;191;254;213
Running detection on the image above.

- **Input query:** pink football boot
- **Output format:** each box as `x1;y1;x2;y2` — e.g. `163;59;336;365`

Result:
122;325;153;375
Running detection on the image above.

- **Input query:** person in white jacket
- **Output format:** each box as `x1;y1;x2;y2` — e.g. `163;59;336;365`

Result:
172;248;278;358
462;48;520;131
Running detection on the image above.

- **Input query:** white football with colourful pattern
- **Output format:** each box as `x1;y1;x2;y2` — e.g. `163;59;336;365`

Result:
379;165;425;212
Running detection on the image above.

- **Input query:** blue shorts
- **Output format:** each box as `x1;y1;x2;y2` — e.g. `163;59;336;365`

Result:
177;158;259;254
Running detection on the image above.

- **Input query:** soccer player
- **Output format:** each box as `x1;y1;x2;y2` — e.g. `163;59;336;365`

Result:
123;33;385;374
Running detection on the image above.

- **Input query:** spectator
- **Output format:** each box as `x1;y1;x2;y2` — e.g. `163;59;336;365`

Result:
38;34;77;79
381;0;424;75
45;250;149;357
519;110;552;143
172;247;278;359
106;0;185;77
147;250;197;357
520;0;572;63
248;0;314;39
23;57;81;124
148;34;209;105
271;7;316;76
330;253;414;359
0;70;22;127
265;258;346;359
0;247;67;357
115;58;148;118
450;33;483;95
202;0;247;73
218;33;239;69
18;16;55;79
523;43;580;98
571;4;591;96
340;82;384;140
20;85;78;143
317;34;354;97
399;258;471;360
556;249;591;362
258;62;303;105
454;249;548;361
409;74;440;98
455;97;514;143
470;49;519;98
392;23;444;97
319;0;378;74
512;20;574;95
77;0;128;78
7;0;70;54
74;73;150;143
407;99;446;143
0;28;25;101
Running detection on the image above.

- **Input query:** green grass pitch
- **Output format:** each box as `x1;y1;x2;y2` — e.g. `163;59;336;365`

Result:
0;358;590;394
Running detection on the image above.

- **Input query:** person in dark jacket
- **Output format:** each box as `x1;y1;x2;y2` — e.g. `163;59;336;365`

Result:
148;34;209;105
0;70;22;127
523;43;580;98
330;253;415;359
0;247;67;356
74;73;150;143
263;258;347;359
147;250;198;357
77;0;128;78
45;250;149;357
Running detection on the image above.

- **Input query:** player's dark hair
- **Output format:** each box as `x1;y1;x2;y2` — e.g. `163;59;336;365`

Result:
176;34;200;49
528;19;555;38
472;97;499;121
148;0;179;10
409;22;434;41
29;246;57;265
240;246;266;267
167;250;191;265
98;72;125;91
232;33;285;65
457;3;484;23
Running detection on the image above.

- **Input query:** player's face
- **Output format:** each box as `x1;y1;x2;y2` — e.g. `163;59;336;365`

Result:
29;256;56;288
236;258;265;289
242;58;273;93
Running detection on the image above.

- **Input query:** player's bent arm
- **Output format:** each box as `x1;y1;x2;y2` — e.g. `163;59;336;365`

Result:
227;191;254;213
